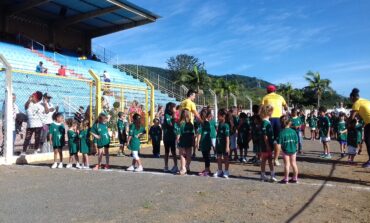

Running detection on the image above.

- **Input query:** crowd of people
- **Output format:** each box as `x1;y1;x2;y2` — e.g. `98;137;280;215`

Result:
2;86;370;184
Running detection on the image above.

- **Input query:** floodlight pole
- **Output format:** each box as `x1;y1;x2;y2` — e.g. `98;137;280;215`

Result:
230;93;237;107
209;89;218;122
0;54;14;164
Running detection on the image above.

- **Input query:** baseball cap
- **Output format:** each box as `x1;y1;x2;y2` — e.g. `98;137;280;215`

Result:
267;85;276;93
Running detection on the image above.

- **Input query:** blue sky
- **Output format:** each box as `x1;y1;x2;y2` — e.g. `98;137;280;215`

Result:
93;0;370;98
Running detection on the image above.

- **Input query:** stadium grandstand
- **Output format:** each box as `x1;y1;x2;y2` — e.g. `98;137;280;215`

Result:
0;0;179;116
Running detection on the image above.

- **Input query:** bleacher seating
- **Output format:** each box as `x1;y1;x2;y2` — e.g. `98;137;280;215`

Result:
0;41;178;114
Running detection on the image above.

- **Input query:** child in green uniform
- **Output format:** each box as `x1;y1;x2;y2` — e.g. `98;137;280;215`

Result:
117;112;128;157
278;115;299;184
237;112;251;163
259;104;276;182
291;108;303;153
307;111;318;140
66;120;80;169
91;113;111;170
149;118;162;158
79;120;90;169
337;113;347;157
300;111;307;139
126;113;146;172
250;105;262;165
347;119;360;164
213;109;230;178
178;110;195;175
162;102;178;173
49;113;65;169
318;106;332;159
197;108;213;176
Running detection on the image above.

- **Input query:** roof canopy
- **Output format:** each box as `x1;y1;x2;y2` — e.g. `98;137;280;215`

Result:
1;0;160;38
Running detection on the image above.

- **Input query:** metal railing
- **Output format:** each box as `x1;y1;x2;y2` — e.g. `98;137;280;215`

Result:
17;33;45;55
54;52;68;67
116;64;186;101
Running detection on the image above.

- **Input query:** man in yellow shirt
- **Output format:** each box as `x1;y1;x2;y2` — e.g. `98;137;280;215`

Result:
350;88;370;168
179;89;201;123
261;85;289;166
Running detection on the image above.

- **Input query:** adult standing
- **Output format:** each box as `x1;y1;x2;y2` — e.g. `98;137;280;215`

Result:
22;91;48;155
261;85;288;166
335;102;346;116
40;93;57;153
349;88;370;168
179;89;201;123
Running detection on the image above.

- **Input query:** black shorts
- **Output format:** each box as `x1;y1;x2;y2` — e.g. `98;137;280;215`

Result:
238;143;249;149
118;133;127;145
216;152;229;157
97;144;110;149
53;146;63;150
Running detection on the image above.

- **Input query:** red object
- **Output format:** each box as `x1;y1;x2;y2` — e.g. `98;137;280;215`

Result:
58;68;66;76
267;85;276;93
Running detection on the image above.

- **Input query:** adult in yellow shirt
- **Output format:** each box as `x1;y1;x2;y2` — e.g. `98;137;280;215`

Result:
349;88;370;168
179;89;201;123
261;85;288;166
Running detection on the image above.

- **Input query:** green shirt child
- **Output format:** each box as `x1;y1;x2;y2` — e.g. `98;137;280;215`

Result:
68;130;79;154
318;116;331;138
216;122;230;154
278;128;298;155
198;120;212;152
79;129;90;154
337;121;347;142
178;122;194;148
49;122;65;148
261;119;274;152
91;122;110;148
128;124;146;151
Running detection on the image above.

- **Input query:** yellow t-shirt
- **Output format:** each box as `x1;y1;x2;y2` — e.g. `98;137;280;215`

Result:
180;98;197;123
352;98;370;124
261;93;287;118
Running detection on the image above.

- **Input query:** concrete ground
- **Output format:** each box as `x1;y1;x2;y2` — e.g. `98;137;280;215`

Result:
1;138;370;223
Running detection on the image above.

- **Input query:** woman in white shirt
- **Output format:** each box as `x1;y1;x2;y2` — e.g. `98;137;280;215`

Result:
22;91;49;155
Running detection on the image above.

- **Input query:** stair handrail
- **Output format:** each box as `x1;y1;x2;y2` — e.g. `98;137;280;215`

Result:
116;64;185;101
17;33;45;55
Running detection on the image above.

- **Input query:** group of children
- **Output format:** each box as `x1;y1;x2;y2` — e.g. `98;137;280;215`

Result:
48;101;364;184
306;106;364;163
49;111;146;172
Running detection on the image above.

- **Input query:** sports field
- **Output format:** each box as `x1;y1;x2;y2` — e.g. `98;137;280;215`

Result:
1;138;370;223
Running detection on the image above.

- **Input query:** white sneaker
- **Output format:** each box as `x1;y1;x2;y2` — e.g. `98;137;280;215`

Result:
84;165;90;169
58;163;63;168
270;176;278;182
213;170;223;178
66;163;72;169
134;165;143;172
223;170;230;179
261;175;269;182
75;163;81;169
170;166;179;173
51;162;58;169
127;165;135;171
163;166;169;172
274;160;281;166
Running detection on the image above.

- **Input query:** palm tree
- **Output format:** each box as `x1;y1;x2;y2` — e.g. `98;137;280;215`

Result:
175;64;209;93
214;79;239;109
278;83;293;105
304;71;332;107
